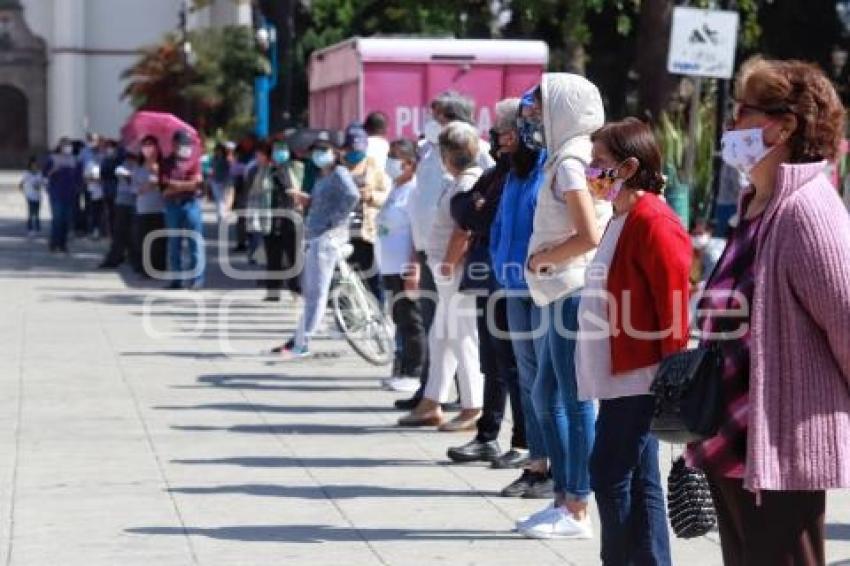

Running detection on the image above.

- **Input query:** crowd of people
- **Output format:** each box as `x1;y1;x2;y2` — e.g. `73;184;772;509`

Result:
19;56;850;565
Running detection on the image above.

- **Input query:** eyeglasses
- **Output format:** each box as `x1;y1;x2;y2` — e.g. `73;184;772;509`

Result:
731;100;792;123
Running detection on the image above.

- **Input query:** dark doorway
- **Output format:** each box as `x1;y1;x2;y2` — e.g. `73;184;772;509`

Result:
0;84;28;167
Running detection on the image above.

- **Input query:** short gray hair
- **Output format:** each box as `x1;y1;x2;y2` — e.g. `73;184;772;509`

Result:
439;121;480;171
494;97;521;132
432;91;474;125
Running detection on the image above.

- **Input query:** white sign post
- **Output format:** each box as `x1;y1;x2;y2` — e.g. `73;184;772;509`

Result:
668;6;740;213
668;7;740;80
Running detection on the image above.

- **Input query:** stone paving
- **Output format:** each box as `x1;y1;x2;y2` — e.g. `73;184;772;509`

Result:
0;179;848;565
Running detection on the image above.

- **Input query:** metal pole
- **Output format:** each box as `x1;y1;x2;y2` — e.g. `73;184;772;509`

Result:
708;0;732;221
684;77;702;188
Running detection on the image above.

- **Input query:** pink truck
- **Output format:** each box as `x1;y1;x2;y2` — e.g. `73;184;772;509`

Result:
308;38;549;139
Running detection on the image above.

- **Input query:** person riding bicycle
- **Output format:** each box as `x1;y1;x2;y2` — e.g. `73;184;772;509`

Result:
272;131;360;359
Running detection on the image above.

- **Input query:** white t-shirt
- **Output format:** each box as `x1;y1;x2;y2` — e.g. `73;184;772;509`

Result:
367;136;390;171
21;171;44;201
554;158;587;199
376;177;416;275
575;212;658;401
425;166;482;263
84;159;104;200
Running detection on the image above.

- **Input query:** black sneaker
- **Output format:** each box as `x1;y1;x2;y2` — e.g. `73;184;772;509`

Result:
501;470;541;498
447;439;502;463
394;394;421;411
271;339;295;354
491;448;530;470
522;472;555;499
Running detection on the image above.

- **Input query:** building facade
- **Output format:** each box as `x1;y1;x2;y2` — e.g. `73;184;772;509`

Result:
0;0;251;167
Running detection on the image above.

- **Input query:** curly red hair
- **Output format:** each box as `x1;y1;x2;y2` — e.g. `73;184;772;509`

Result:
736;57;846;163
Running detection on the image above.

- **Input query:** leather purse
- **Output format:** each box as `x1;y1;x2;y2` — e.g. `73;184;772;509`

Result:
649;343;724;443
667;456;717;539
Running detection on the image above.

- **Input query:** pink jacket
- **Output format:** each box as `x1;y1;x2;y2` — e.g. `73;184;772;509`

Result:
747;161;850;491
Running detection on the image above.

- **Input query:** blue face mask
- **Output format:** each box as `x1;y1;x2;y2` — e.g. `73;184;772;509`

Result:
273;148;290;165
311;149;336;169
518;116;545;150
345;150;366;165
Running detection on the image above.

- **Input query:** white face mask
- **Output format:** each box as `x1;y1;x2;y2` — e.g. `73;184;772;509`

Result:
720;127;777;176
422;119;442;145
691;233;711;250
61;145;73;156
385;157;404;181
176;145;193;160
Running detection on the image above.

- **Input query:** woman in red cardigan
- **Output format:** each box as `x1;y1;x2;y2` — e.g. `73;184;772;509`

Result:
575;118;692;565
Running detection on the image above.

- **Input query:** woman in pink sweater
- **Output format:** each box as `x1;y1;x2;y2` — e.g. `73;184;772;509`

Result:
690;57;850;565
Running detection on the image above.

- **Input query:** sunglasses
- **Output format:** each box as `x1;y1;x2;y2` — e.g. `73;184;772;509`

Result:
730;100;792;123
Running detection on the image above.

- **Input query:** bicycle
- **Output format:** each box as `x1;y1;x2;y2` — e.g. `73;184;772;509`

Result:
331;243;394;366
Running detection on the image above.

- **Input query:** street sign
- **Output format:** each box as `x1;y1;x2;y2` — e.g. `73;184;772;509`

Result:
668;7;739;79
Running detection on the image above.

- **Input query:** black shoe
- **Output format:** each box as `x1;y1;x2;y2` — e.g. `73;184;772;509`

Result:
271;339;296;354
98;261;120;269
263;294;281;302
447;439;502;464
501;469;543;498
522;473;555;499
164;281;182;290
442;399;462;412
231;245;247;253
491;448;530;470
394;394;422;411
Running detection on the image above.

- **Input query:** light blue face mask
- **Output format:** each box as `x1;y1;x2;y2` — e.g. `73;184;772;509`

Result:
345;150;367;165
311;149;336;169
273;148;290;165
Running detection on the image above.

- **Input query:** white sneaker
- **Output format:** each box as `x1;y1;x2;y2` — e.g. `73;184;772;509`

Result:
518;508;593;540
384;377;421;393
515;503;556;531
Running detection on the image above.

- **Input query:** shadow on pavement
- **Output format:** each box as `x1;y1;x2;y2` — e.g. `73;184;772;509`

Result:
171;423;397;435
171;456;430;468
827;523;850;541
126;524;517;543
166;483;482;500
155;402;398;414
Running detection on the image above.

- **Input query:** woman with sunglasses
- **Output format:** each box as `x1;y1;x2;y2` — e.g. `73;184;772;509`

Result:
575;118;692;565
688;57;850;565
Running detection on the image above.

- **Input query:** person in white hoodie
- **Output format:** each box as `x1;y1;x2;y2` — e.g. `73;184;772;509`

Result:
515;74;612;540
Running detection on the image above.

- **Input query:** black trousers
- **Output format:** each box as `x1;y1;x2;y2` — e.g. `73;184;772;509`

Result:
348;237;384;304
475;294;525;447
383;275;426;377
136;212;167;276
414;251;438;394
233;175;248;248
104;204;138;267
263;217;302;293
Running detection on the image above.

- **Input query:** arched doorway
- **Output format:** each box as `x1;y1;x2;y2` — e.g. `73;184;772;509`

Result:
0;84;28;155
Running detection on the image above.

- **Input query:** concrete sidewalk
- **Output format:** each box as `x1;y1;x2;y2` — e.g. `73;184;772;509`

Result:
0;185;848;566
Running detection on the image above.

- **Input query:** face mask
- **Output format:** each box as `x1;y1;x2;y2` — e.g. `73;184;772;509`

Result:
385;157;404;181
311;149;335;169
345;150;366;165
720;127;777;176
61;145;73;155
518;116;545;150
692;233;711;250
105;148;116;157
141;146;156;159
422;119;442;145
272;148;290;165
176;145;193;160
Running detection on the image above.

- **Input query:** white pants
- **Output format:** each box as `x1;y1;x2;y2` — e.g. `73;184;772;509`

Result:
293;232;342;349
422;264;484;408
210;180;231;223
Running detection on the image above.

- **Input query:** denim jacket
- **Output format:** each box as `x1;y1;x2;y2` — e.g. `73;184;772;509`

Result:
304;165;360;240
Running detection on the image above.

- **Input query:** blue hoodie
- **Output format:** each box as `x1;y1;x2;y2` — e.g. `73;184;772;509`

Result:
489;149;547;290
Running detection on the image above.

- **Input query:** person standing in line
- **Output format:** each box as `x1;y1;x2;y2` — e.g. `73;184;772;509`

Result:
488;92;555;498
270;132;360;359
263;140;304;302
19;157;45;237
576;118;691;564
83;137;106;240
44;138;82;254
516;75;611;540
365;111;390;171
100;139;121;238
209;142;233;224
376;139;426;393
231;135;257;253
395;91;495;411
445;99;527;461
398;121;485;430
100;151;140;269
343;123;390;304
689;58;850;566
244;140;276;265
135;136;167;278
161;130;205;290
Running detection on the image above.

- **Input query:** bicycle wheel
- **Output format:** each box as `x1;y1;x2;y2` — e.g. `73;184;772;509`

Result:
332;276;394;366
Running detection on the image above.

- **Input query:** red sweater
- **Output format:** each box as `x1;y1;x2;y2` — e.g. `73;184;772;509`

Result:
606;194;692;374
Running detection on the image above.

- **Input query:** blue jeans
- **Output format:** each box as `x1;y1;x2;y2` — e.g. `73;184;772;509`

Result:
294;231;342;349
505;294;547;461
590;395;671;566
49;198;72;249
532;294;595;501
164;199;206;286
27;200;41;232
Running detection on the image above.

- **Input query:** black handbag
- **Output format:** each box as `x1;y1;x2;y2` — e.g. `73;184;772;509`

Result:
458;239;494;293
667;456;717;539
649;343;724;443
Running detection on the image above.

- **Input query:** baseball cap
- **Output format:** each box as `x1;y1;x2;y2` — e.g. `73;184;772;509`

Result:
343;123;368;152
